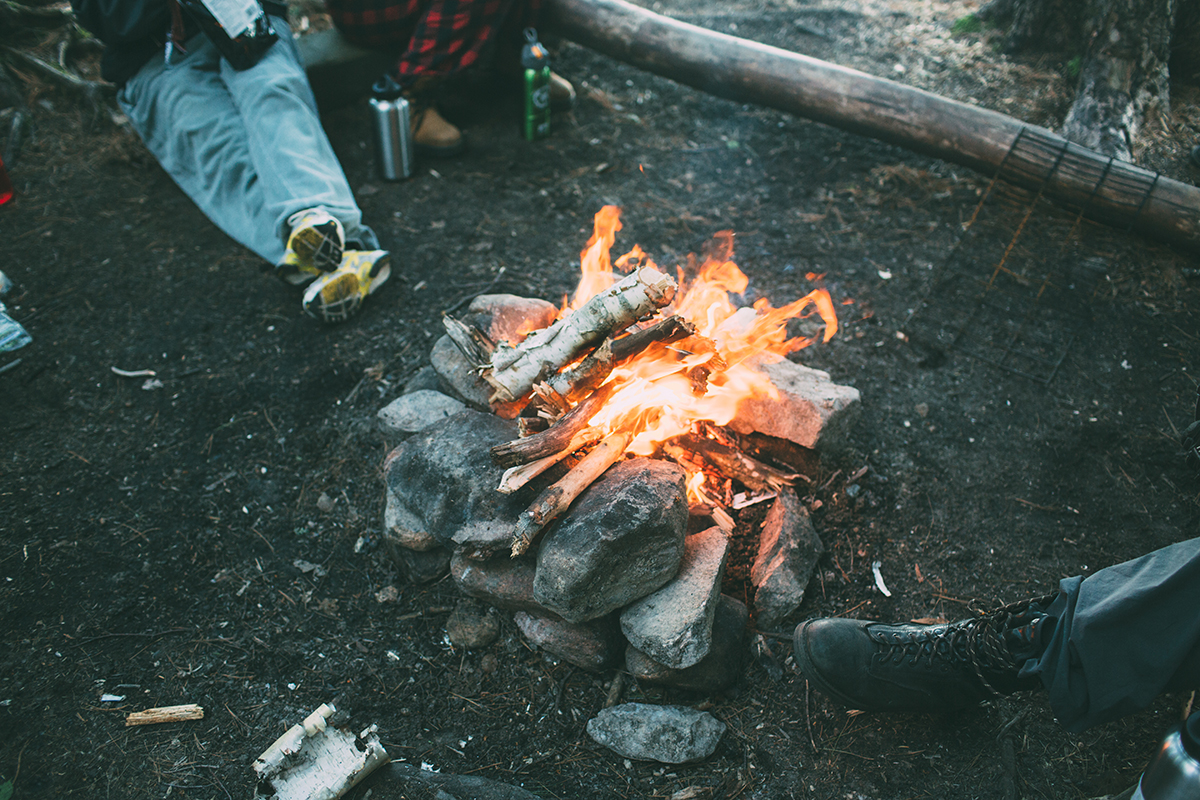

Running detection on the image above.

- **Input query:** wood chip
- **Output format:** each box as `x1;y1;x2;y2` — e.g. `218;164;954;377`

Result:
125;704;204;727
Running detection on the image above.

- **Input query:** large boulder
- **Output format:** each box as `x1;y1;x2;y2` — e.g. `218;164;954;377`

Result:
382;410;528;554
533;459;688;623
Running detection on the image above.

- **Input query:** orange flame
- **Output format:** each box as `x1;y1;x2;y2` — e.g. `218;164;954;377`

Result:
559;205;840;458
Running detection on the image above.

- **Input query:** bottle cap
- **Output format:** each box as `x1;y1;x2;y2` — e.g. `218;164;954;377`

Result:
372;73;404;100
521;27;548;69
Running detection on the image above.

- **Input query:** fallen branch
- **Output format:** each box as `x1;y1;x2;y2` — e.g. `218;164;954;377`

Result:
486;266;677;403
544;0;1200;252
510;428;635;557
3;44;113;104
442;314;496;366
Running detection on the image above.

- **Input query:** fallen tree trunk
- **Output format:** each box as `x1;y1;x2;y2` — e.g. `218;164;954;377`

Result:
544;0;1200;252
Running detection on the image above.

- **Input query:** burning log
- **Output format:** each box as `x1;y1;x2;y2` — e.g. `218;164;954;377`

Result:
496;432;600;494
662;432;799;492
485;267;677;404
492;383;619;468
510;428;637;557
543;314;697;402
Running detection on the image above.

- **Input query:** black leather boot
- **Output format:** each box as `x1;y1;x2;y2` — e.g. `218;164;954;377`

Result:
793;595;1055;713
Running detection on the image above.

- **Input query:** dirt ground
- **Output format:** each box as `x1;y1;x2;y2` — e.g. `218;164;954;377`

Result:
3;0;1199;798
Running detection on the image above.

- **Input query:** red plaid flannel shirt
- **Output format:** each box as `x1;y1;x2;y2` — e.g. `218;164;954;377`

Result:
325;0;541;84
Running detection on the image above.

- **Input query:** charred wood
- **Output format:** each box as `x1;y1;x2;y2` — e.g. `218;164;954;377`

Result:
662;432;799;492
543;314;697;402
491;383;619;468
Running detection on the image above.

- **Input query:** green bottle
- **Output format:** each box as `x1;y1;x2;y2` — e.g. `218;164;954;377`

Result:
521;28;551;141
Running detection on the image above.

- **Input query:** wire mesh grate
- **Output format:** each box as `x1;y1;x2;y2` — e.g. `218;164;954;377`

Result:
902;128;1159;384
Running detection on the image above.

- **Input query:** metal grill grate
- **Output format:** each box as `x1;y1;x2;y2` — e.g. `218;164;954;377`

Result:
903;128;1160;384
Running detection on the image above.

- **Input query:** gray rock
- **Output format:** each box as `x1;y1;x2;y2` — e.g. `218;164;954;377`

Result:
751;489;823;629
620;527;730;669
586;703;725;763
382;410;528;553
728;358;860;451
451;551;549;613
447;599;501;649
514;610;623;672
533;459;688;623
378;390;466;434
385;539;451;584
626;595;749;693
431;335;493;410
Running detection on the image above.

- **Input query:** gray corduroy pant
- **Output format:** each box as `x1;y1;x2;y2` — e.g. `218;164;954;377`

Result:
117;18;378;265
1022;537;1200;732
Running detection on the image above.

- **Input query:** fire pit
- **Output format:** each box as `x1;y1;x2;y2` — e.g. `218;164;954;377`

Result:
378;207;860;690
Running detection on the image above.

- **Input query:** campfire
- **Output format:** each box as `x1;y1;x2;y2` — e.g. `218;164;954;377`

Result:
379;207;860;685
442;206;841;557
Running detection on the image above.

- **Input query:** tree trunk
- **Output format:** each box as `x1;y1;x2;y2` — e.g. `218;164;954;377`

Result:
980;0;1182;161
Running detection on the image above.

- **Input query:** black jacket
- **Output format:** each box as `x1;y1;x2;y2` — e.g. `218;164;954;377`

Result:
71;0;286;87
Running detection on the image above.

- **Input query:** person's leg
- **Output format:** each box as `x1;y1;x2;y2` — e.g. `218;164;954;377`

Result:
219;21;378;254
794;537;1200;729
118;25;377;265
1023;537;1200;732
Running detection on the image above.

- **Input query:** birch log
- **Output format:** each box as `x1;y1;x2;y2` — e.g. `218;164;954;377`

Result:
486;267;677;404
543;0;1200;252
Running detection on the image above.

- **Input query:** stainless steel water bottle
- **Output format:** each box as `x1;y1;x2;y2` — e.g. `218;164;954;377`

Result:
1132;712;1200;800
521;28;551;141
370;74;414;181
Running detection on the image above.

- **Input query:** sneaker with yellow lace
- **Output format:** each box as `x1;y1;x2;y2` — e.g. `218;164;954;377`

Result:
276;208;345;285
302;249;391;323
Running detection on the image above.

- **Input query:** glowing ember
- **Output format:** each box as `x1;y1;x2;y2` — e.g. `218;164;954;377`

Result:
555;206;839;493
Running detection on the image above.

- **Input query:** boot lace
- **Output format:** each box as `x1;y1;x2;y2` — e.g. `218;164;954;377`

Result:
873;594;1056;696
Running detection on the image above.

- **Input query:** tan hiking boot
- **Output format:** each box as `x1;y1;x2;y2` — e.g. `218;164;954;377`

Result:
411;106;465;158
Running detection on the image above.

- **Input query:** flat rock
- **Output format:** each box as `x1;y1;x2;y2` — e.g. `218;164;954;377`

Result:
533;459;688;623
625;594;749;693
586;703;725;763
751;489;823;629
619;527;730;669
383;410;528;553
514;610;623;672
451;550;549;613
384;489;439;552
728;358;860;450
378;389;466;434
